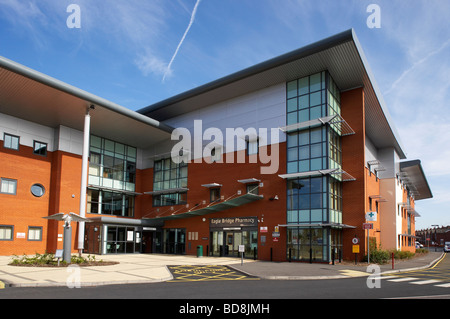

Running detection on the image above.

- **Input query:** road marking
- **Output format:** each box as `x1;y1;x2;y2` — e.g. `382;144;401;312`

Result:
339;270;369;277
387;277;419;282
167;265;259;282
410;279;441;285
435;283;450;288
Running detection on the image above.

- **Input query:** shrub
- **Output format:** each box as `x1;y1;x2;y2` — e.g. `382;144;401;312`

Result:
369;249;391;264
10;253;111;267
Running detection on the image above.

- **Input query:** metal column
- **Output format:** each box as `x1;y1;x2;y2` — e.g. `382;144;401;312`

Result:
78;107;92;253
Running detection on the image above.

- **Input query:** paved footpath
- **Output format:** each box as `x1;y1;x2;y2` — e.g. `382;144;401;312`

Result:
0;252;443;288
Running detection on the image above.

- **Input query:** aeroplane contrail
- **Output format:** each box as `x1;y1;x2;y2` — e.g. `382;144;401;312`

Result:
163;0;202;82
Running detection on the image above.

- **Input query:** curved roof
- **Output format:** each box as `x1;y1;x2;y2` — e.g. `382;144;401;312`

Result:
0;56;173;149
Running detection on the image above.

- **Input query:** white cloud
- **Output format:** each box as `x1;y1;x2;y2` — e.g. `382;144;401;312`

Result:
135;52;170;78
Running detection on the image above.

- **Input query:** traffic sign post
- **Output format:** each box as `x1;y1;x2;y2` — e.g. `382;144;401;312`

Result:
363;223;373;264
352;236;360;265
239;245;245;266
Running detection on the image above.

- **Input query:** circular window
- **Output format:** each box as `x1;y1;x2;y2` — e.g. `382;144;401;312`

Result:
31;184;45;197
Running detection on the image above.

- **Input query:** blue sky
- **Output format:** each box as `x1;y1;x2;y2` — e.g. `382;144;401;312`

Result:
0;0;449;230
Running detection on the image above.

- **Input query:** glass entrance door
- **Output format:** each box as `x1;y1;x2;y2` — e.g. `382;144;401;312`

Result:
211;230;257;258
224;231;242;257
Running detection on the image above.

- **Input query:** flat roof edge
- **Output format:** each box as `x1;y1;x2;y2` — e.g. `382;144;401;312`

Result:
349;30;407;159
138;29;354;116
400;159;433;200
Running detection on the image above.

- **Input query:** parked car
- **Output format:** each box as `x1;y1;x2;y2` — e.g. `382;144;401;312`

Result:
444;242;450;253
415;241;423;248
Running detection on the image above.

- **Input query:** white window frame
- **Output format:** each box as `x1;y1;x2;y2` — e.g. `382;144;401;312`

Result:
0;225;14;241
3;133;20;150
1;178;17;195
28;226;43;241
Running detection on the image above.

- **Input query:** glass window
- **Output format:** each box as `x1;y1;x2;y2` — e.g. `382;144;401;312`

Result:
309;73;322;92
28;227;42;241
153;159;188;207
89;136;137;191
287;98;297;113
87;189;99;214
3;133;19;150
247;183;259;195
287;81;298;99
0;225;13;240
298;77;309;95
298;95;309;109
33;141;47;156
210;188;220;202
88;189;134;217
30;184;45;197
1;178;17;195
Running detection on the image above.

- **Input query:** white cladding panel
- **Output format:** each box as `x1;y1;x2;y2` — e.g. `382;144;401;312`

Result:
163;83;287;157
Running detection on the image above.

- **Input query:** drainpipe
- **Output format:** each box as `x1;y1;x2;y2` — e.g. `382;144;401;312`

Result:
78;106;93;254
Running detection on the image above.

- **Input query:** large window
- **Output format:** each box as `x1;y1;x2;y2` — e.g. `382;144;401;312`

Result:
87;189;134;217
153;158;188;207
106;226;140;254
89;135;136;192
285;72;344;263
287;127;327;173
287;176;327;224
287;72;327;125
287;71;341;125
287;228;329;262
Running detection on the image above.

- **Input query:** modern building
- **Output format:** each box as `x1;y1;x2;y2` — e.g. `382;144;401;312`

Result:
0;29;432;262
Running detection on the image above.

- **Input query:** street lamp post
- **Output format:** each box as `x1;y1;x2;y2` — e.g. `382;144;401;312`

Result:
432;225;439;252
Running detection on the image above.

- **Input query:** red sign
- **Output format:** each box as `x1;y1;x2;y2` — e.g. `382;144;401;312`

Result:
363;223;373;230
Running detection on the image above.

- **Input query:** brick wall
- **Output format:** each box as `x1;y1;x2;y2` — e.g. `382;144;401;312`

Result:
341;87;367;261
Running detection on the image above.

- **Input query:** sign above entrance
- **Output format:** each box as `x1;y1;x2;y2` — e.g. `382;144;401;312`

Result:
210;217;258;228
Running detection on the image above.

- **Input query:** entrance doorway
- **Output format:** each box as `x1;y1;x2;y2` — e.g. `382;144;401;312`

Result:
211;230;257;258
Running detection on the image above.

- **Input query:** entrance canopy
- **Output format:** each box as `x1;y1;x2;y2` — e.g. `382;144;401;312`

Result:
278;168;356;182
278;223;356;229
146;193;264;221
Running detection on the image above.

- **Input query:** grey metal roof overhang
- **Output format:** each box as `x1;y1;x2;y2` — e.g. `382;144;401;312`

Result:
400;160;433;200
138;29;406;159
0;56;174;149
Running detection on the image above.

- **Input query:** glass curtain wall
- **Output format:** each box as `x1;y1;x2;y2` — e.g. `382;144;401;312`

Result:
153;158;188;206
87;135;137;217
285;71;343;262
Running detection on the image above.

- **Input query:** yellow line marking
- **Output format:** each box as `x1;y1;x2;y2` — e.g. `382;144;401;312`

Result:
167;265;259;282
430;253;446;269
339;270;370;277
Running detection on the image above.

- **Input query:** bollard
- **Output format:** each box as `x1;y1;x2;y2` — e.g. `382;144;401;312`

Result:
392;252;395;269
